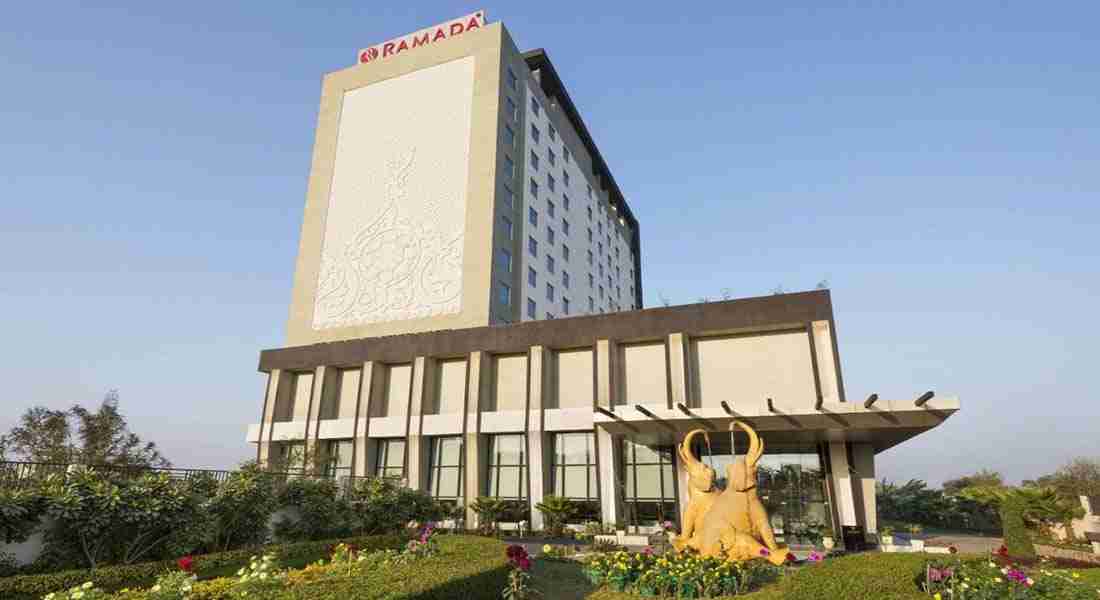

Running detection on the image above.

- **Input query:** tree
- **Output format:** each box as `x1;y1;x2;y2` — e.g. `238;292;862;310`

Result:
1027;458;1100;499
2;391;168;467
943;469;1004;496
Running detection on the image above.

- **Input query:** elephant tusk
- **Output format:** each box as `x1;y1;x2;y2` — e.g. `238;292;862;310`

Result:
730;420;764;466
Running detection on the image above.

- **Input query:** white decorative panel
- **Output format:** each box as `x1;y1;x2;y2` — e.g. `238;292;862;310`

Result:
313;56;476;329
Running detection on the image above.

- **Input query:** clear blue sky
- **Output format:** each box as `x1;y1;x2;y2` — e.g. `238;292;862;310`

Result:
2;2;1097;486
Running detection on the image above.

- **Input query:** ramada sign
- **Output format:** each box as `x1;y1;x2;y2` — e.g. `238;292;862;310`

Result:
358;11;487;65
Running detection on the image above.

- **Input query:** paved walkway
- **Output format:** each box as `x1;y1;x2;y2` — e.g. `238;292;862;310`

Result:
921;533;1003;554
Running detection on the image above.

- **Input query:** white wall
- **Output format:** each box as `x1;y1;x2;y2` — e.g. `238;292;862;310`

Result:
312;56;476;330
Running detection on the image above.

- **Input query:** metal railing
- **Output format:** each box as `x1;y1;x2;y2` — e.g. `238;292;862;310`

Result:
0;461;373;498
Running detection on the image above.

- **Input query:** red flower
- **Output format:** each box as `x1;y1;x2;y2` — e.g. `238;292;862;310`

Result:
177;556;194;573
786;552;797;563
515;556;531;571
996;544;1009;557
506;545;527;559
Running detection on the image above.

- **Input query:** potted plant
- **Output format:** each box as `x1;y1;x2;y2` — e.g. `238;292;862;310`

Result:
880;525;895;546
909;523;925;551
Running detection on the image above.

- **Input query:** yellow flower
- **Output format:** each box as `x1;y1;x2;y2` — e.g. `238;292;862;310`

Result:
934;594;942;600
1073;572;1080;579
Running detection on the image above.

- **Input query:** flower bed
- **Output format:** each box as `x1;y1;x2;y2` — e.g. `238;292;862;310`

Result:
0;533;406;600
584;549;782;598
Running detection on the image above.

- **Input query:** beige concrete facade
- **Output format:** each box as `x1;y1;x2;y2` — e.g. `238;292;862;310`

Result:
251;292;959;546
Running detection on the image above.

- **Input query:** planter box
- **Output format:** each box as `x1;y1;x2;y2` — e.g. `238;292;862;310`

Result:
594;533;651;547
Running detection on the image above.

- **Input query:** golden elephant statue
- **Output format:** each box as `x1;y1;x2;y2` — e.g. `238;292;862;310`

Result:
671;421;789;566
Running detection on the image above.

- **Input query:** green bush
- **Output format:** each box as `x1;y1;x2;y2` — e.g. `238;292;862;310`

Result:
1002;496;1037;559
205;463;279;552
346;477;445;535
273;478;351;542
771;553;930;600
0;533;406;600
0;488;47;544
534;495;574;538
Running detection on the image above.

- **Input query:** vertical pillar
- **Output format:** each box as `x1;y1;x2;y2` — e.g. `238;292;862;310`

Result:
596;427;619;527
827;442;859;538
667;333;689;409
353;362;376;478
464;352;487;529
674;450;690;527
596;339;615;409
527;346;547;530
406;357;430;491
811;321;842;404
304;366;327;472
849;443;877;536
257;370;280;466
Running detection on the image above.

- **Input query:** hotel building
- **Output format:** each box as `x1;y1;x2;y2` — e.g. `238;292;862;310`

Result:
248;13;959;547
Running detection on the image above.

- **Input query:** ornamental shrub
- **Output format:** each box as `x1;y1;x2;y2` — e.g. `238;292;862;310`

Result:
346;477;445;535
1002;495;1038;559
534;495;574;538
585;549;780;597
205;462;279;552
273;478;351;542
0;487;48;544
0;533;406;600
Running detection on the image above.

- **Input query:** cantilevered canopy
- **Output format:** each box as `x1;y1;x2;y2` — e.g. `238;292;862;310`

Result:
593;396;960;454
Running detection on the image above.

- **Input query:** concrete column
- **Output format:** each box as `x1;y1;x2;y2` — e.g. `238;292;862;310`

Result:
827;442;859;532
464;352;487;528
674;448;690;527
849;442;877;535
596;427;619;526
352;362;376;478
406;357;431;491
527;346;548;530
257;370;280;467
596;339;615;409
811;321;842;404
667;333;689;409
304;366;327;472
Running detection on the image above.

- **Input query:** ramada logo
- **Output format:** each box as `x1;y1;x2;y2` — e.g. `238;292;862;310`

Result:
357;11;485;65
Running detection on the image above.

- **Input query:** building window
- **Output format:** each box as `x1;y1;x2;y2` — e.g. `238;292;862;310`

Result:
530;150;539;171
546;255;556;274
587;250;594;265
529;178;539;197
547;200;556;218
563;194;570;211
506;96;517;120
563;147;571;163
551;433;599;521
586;184;592;199
548;148;556;166
504;124;515;148
599;286;604;299
598;241;604;255
503;184;514;209
563;297;570;315
529;207;538;227
504;155;514;178
587;206;593;221
620;439;677;527
588;297;595;311
501;215;513;240
322;439;353;480
562;219;570;235
499;282;511;307
562;245;570;261
547;227;555;245
530;123;540;144
598;221;603;234
528;267;537;287
547;283;555;301
548;123;557;141
507;67;517;91
530;97;540;116
428;436;465;502
374;439;406;479
528;236;537;257
496;249;512;275
562;271;570;289
527;299;536;319
275;442;306;474
615;246;621;259
486;434;527;502
563;171;570;187
588;273;594;287
587;228;593;242
548;174;556;192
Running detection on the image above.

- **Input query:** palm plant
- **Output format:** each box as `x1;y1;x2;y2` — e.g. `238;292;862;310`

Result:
535;495;574;538
470;496;507;536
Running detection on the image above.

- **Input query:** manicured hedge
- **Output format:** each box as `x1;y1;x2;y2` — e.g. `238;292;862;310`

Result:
0;533;406;600
263;535;510;600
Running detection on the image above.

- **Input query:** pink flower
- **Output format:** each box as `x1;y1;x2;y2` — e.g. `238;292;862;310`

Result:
643;546;654;556
807;551;823;562
759;548;770;557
